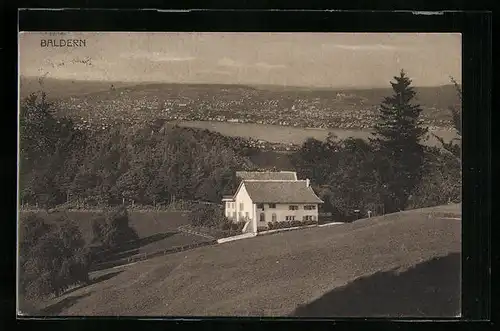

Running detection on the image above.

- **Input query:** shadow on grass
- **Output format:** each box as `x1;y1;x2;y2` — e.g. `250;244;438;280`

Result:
90;232;177;271
292;252;461;318
39;292;93;316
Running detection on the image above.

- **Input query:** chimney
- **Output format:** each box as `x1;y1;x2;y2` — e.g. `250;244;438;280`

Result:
306;179;310;187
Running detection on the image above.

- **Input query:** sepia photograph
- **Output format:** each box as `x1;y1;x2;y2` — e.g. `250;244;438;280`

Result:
17;32;462;317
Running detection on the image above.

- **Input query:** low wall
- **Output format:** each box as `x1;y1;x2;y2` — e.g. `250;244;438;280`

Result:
318;222;345;228
217;232;257;244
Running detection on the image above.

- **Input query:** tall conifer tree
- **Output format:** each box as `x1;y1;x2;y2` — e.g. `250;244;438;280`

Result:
372;70;428;212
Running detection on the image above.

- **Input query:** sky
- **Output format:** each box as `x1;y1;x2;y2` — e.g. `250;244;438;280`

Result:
19;32;461;88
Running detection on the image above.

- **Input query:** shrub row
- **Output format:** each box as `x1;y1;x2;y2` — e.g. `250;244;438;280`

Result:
21;201;202;213
220;221;246;232
267;220;317;230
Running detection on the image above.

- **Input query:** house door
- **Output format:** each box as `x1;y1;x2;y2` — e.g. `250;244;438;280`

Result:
260;213;266;222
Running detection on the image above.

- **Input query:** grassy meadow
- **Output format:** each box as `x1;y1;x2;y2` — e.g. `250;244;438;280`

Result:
30;204;461;317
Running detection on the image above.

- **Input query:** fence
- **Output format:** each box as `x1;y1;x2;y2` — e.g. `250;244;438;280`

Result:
18;198;222;213
177;225;216;240
92;239;217;271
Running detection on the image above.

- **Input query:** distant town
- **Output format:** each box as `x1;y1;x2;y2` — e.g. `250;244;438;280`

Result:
54;84;455;138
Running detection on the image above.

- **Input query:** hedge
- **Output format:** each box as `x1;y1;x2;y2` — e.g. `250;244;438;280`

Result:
267;220;317;230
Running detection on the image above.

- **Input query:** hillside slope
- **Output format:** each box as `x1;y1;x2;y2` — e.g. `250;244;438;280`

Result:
33;204;461;317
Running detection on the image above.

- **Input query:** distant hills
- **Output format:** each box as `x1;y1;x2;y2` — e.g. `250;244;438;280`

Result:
20;76;461;110
20;77;139;99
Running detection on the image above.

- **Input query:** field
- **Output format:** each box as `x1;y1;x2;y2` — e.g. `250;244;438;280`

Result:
20;210;192;242
19;210;211;270
30;204;461;317
176;120;459;147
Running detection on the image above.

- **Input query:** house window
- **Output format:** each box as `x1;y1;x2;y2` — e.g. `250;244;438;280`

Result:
289;205;299;211
232;212;236;220
303;215;314;221
304;205;316;210
285;216;295;221
245;212;249;219
272;213;277;222
260;213;265;222
239;203;244;210
257;203;264;209
269;203;276;209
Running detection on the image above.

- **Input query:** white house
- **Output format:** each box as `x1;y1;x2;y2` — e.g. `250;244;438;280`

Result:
222;171;323;233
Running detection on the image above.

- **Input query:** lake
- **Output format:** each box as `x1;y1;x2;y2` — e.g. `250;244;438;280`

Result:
176;120;458;147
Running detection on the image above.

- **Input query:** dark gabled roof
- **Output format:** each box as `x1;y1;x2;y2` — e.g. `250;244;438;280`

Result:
243;180;323;204
236;171;297;181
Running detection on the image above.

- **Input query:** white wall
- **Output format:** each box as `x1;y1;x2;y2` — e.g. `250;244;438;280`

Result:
234;183;255;223
255;203;319;227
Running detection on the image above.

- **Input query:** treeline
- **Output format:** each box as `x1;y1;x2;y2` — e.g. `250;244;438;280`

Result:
19;93;255;208
292;71;461;219
292;135;461;219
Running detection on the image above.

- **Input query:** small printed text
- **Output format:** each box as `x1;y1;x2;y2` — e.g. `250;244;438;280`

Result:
40;39;87;47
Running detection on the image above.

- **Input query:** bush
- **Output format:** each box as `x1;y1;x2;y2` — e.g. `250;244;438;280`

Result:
91;206;138;248
19;215;90;300
189;204;227;227
231;222;245;232
407;148;461;209
217;218;245;232
91;216;105;244
267;219;317;230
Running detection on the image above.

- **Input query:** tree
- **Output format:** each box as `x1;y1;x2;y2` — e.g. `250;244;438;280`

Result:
92;206;138;248
371;70;428;212
323;138;386;219
19;92;88;207
19;215;90;300
407;146;461;209
292;134;340;185
432;76;462;162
